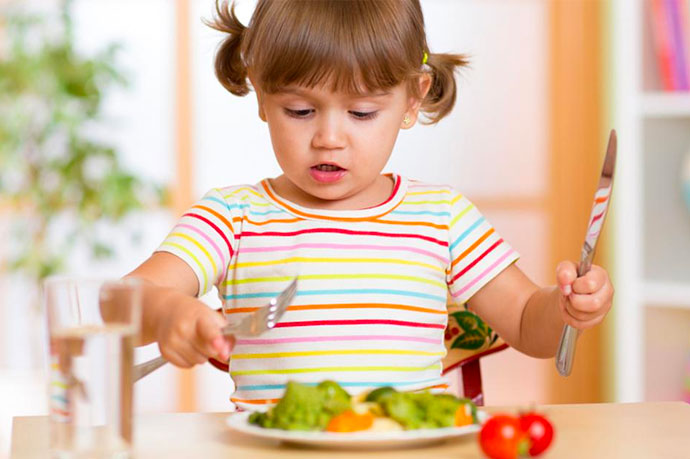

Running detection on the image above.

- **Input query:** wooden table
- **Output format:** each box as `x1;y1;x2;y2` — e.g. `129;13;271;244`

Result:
11;402;690;458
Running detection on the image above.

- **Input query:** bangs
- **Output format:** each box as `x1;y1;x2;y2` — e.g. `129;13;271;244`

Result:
244;0;423;94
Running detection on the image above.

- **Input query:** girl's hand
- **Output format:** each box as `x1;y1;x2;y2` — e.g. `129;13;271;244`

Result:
555;261;614;330
156;294;234;368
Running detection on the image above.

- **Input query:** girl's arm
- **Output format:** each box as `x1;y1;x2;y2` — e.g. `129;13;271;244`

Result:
467;262;613;358
124;252;233;367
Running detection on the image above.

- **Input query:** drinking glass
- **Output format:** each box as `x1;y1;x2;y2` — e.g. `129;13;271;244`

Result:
44;277;142;459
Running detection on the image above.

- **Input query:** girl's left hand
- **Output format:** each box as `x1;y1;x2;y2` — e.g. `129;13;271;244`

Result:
555;261;614;330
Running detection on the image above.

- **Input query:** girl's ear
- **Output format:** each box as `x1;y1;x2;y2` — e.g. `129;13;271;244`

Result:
401;74;432;129
249;75;267;122
257;95;267;122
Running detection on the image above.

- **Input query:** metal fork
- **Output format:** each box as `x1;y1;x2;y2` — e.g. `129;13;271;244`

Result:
133;277;298;382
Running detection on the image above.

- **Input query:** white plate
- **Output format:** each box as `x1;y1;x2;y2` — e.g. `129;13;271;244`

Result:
225;411;486;449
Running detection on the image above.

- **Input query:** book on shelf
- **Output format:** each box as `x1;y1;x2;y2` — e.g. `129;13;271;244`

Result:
669;0;689;89
680;0;690;85
649;0;690;91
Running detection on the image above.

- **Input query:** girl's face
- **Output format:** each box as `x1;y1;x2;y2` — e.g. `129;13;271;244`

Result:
255;80;428;210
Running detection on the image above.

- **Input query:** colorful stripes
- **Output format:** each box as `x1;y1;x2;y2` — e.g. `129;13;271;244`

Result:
230;363;442;376
170;232;218;281
49;359;71;420
236;243;448;264
450;216;485;251
178;224;227;276
235;335;443;346
182;212;234;259
450;238;505;284
225;273;446;289
225;302;446;316
231;397;281;405
223;288;446;302
236;227;448;247
232;349;445;359
156;176;519;409
261;175;403;221
160;241;208;293
451;228;495;269
236;377;442;391
407;189;452;196
232;256;444;272
272;319;446;330
452;248;518;298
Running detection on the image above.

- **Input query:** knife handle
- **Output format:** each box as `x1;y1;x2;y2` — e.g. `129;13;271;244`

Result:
555;245;591;376
555;324;579;376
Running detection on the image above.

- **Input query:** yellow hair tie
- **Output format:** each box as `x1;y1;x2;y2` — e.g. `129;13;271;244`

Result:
422;52;428;65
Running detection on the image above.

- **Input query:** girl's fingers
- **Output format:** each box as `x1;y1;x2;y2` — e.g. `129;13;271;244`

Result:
571;266;606;295
558;263;613;325
556;261;578;296
217;335;236;360
564;297;604;321
568;291;606;314
558;296;582;328
195;313;227;359
160;346;198;368
162;336;208;367
560;287;612;328
562;313;604;330
190;338;215;361
177;345;208;366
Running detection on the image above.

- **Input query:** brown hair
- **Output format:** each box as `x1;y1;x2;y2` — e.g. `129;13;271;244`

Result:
206;0;469;124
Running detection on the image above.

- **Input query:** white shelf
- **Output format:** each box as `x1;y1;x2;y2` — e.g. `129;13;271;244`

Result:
613;0;690;403
642;93;690;117
643;281;690;308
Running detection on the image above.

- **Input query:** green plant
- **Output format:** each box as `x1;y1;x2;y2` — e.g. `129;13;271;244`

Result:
0;1;166;283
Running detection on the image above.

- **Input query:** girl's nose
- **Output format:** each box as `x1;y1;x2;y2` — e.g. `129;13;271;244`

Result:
312;114;346;150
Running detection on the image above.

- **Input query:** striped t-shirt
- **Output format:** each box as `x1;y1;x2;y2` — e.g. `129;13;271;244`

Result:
157;174;519;410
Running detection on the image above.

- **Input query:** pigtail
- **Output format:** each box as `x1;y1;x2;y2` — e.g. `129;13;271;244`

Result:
421;52;470;124
204;0;250;96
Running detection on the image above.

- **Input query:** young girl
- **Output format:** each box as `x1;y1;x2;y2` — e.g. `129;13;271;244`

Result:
127;0;613;409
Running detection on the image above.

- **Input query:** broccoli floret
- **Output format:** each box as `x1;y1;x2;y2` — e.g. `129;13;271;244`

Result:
376;391;476;429
364;386;396;403
317;380;351;415
380;392;426;429
248;381;351;431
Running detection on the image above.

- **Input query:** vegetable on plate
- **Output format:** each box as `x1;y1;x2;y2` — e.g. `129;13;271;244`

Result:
248;380;478;433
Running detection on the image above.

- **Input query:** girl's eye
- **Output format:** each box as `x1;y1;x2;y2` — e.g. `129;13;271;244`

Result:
284;108;314;118
349;110;378;120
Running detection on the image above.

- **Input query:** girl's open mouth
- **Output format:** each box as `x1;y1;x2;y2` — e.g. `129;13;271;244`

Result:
310;164;347;183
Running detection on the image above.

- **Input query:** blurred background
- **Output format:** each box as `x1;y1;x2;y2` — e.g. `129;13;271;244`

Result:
1;0;690;456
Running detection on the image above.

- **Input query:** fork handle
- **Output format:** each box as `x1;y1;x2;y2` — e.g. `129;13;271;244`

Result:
133;322;240;382
220;319;245;335
134;355;168;382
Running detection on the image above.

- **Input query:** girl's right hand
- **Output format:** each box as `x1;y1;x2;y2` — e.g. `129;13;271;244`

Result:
155;294;235;368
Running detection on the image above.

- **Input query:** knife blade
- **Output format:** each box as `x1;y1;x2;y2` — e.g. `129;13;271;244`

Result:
555;129;617;377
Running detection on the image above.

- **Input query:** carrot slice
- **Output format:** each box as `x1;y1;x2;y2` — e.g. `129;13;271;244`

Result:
326;410;375;432
454;404;474;427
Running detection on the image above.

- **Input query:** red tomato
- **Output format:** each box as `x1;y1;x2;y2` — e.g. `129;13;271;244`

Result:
479;414;529;459
519;412;554;456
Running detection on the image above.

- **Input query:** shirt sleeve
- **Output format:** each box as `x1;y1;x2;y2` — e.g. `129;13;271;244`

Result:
446;190;520;305
156;188;239;297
